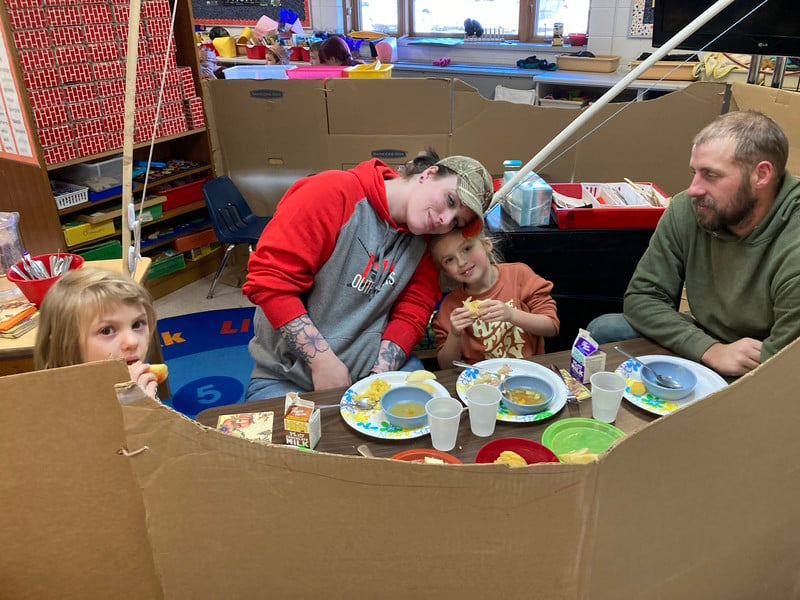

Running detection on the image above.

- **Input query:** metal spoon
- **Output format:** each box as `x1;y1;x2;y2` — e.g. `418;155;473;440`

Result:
452;360;508;387
613;346;683;389
317;397;378;411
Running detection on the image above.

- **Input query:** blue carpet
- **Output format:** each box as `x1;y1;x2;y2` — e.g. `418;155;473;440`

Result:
158;307;255;419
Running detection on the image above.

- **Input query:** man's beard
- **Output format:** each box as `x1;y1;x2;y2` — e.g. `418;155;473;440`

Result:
691;178;757;233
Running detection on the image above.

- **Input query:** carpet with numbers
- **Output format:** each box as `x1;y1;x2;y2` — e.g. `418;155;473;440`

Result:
158;307;255;419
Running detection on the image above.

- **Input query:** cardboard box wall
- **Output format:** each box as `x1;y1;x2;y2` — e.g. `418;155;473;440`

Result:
3;339;800;598
204;79;731;215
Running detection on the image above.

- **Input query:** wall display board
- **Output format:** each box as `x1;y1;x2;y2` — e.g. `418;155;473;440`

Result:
629;0;655;38
192;0;310;27
0;23;36;164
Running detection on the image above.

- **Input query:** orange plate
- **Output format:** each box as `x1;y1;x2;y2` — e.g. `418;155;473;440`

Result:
391;449;462;464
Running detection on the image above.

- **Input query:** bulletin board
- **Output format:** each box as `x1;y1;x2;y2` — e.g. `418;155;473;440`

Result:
192;0;311;27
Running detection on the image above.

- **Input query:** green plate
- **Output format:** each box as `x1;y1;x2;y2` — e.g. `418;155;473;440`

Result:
541;418;625;456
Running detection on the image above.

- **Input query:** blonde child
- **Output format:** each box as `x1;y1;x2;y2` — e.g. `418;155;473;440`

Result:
430;227;559;368
34;267;162;397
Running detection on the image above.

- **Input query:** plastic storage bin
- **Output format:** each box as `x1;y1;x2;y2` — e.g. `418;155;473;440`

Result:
555;54;620;73
345;62;393;78
224;65;297;80
551;182;669;229
153;177;208;212
51;180;89;210
630;60;699;81
61;155;123;191
286;65;348;79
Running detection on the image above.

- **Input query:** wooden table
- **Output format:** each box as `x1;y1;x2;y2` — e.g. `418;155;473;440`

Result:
0;258;152;376
196;338;673;463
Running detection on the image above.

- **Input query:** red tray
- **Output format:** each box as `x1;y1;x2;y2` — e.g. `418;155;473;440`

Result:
551;182;668;230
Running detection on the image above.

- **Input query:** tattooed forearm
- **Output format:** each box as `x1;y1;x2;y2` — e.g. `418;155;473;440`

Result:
371;340;407;373
280;314;329;362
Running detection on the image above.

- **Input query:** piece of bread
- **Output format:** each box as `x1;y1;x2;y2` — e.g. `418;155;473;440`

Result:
462;296;484;317
558;448;599;464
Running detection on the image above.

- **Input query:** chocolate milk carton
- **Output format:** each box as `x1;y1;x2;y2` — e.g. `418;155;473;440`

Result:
283;393;321;449
569;329;607;384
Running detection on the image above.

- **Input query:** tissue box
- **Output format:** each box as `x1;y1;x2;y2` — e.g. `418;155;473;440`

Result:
501;174;552;227
569;329;607;384
284;393;321;449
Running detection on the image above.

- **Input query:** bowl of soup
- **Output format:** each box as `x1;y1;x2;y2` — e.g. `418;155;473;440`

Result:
500;374;554;415
380;385;434;429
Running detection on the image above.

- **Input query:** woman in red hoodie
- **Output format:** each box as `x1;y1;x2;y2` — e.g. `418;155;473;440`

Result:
242;151;493;400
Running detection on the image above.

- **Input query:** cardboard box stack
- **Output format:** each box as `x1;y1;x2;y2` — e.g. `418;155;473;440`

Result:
7;0;203;166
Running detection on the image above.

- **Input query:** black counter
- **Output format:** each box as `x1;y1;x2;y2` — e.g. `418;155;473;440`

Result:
485;204;654;351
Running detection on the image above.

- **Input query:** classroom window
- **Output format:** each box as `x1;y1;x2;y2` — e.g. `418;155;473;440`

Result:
354;0;589;42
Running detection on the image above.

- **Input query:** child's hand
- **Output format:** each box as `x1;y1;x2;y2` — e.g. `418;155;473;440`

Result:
476;299;512;324
128;361;159;398
449;307;475;336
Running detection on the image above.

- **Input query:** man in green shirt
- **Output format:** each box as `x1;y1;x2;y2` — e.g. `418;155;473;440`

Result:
588;110;800;377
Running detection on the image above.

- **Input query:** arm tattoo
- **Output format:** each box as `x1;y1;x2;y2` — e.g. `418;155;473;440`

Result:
279;314;329;362
372;341;407;372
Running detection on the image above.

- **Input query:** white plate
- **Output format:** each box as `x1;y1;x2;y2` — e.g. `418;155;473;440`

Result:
615;355;728;416
455;358;568;423
339;371;451;440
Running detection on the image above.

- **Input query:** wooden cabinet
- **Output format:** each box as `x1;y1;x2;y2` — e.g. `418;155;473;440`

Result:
0;0;217;298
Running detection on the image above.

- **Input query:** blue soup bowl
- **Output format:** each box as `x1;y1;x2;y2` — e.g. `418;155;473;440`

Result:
380;385;433;429
501;374;554;415
640;360;698;401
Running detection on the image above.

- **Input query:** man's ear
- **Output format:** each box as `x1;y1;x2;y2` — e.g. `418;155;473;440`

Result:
752;160;775;190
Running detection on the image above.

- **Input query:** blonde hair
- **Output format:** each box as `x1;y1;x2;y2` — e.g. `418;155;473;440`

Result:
34;267;156;370
428;227;503;292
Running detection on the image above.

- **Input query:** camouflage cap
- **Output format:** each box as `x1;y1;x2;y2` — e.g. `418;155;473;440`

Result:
436;156;494;224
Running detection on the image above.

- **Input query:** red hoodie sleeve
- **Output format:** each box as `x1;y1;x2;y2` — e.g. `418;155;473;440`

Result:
382;249;441;357
242;172;355;328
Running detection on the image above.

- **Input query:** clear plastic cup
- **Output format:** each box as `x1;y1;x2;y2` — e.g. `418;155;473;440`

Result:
466;384;501;437
425;397;463;451
590;371;627;423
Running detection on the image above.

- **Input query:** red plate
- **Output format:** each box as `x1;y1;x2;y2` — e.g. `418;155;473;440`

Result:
475;438;559;465
391;449;462;464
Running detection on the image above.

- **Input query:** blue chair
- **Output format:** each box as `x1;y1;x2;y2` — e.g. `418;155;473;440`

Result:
202;176;271;299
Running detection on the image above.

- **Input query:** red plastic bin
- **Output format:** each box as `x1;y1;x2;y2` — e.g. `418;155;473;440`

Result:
156;178;208;212
550;182;669;229
286;65;348;79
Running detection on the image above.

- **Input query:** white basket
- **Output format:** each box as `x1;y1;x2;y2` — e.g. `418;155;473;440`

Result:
51;180;89;210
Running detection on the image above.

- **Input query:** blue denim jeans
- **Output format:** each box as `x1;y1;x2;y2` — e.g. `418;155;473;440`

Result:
245;353;426;402
586;313;641;345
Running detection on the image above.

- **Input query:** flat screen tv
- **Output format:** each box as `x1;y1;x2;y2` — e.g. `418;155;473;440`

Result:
653;0;800;57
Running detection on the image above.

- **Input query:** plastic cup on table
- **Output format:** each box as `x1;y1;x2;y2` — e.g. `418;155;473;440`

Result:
590;371;627;423
466;383;501;437
425;397;463;451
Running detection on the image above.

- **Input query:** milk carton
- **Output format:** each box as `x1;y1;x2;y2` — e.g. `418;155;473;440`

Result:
569;328;607;384
283;393;321;449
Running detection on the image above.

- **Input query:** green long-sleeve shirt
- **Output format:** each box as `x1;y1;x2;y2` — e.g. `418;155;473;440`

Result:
624;172;800;362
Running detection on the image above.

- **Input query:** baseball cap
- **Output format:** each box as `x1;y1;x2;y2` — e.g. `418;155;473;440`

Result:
436;156;493;233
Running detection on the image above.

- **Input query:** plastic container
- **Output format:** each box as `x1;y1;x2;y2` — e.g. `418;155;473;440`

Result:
344;62;393;78
223;65;297;80
630;60;699;81
51;180;89;210
60;155;123;191
500;171;552;227
0;211;25;300
550;182;669;229
556;54;620;73
6;253;84;307
153;177;208;211
245;44;267;60
286;65;348;79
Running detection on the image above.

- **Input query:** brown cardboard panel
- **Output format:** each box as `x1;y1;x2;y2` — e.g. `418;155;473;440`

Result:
122;397;597;598
326;78;452;135
590;336;800;599
202;79;329;216
729;82;800;176
451;79;580;182
571;82;727;196
0;361;162;599
328;133;453;172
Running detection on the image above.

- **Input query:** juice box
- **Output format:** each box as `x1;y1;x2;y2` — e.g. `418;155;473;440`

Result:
283;393;321;449
569;328;607;384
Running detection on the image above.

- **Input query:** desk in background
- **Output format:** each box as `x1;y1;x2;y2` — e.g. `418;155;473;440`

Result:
0;258;153;377
485;204;654;352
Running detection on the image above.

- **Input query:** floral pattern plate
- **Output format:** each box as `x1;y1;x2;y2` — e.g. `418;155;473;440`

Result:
455;358;568;423
339;371;450;440
615;355;728;416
